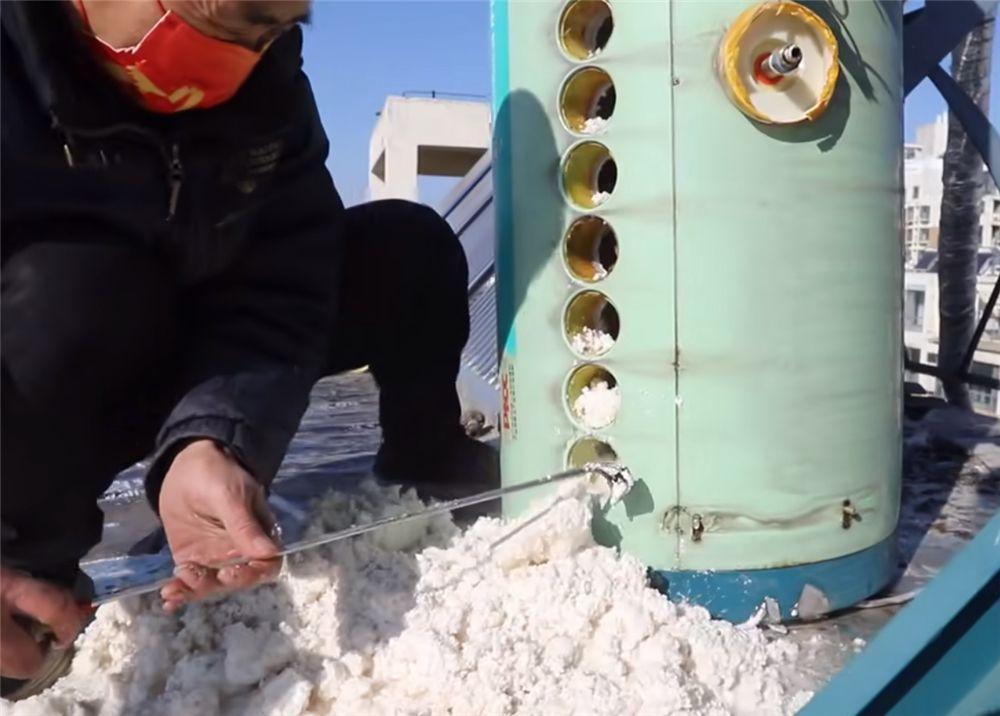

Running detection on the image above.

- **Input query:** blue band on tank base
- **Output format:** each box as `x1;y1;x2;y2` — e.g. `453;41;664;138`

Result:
651;534;898;623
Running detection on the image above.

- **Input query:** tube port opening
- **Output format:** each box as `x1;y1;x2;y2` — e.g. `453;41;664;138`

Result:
558;0;613;61
566;437;619;470
564;215;618;282
560;67;616;135
565;290;619;358
717;2;839;124
562;141;617;210
566;364;621;430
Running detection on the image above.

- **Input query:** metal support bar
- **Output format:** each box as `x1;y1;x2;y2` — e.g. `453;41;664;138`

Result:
905;359;1000;390
927;63;1000;194
468;264;495;297
902;1;994;96
959;273;1000;374
802;513;1000;716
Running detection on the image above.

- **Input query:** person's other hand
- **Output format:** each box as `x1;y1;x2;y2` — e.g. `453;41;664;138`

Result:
158;440;280;613
0;567;88;679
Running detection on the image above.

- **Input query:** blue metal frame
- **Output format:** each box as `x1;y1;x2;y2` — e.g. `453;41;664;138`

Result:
653;533;897;623
490;0;516;358
441;163;492;223
803;512;1000;716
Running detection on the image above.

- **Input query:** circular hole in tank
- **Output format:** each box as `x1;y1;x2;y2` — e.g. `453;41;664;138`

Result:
565;363;621;430
564;290;620;358
566;436;619;470
559;67;617;135
564;215;618;282
558;0;614;62
561;141;617;210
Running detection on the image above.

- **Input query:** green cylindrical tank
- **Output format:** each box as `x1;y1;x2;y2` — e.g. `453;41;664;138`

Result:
493;0;902;621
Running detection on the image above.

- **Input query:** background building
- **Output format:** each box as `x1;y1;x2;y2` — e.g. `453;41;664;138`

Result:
904;113;1000;265
367;95;490;202
903;115;1000;416
905;250;1000;416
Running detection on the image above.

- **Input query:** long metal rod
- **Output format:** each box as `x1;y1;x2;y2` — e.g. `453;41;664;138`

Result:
264;464;602;561
959;272;1000;374
467;262;496;297
93;464;620;606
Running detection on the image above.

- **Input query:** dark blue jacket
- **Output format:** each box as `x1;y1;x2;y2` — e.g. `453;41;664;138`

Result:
1;2;344;506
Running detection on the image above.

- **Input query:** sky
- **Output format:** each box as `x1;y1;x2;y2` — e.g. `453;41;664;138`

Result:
301;1;491;207
300;1;999;208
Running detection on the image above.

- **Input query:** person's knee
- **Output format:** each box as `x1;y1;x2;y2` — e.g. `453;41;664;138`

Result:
361;200;467;280
409;202;466;274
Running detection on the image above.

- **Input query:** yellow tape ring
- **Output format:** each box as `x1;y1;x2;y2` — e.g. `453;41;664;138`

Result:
718;1;840;125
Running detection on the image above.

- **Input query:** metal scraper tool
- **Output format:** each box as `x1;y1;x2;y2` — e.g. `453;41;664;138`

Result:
92;462;633;606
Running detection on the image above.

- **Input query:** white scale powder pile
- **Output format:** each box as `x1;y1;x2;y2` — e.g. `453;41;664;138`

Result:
570;327;615;357
581;116;609;135
590;190;612;206
5;480;811;716
572;379;622;429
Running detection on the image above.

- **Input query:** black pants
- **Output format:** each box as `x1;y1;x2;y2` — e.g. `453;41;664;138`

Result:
0;200;469;583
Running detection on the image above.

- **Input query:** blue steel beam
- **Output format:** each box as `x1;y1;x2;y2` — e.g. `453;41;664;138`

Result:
903;1;995;96
802;511;1000;715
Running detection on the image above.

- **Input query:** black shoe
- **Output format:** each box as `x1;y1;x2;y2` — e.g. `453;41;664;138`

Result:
0;677;28;700
374;435;500;510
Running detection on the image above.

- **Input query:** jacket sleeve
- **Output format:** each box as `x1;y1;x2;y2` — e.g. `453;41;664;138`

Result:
143;93;343;512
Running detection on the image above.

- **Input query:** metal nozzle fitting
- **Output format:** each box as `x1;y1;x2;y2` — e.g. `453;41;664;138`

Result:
767;43;803;76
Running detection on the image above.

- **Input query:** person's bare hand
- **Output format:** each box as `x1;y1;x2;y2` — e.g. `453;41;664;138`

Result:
0;567;88;679
158;440;280;613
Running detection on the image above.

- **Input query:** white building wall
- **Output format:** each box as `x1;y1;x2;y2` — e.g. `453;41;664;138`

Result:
904;113;1000;264
904;270;1000;417
903;116;1000;416
915;112;948;158
368;96;491;202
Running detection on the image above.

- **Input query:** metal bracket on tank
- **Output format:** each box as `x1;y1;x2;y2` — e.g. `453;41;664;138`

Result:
660;506;689;535
841;499;862;529
661;506;707;543
691;513;705;542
